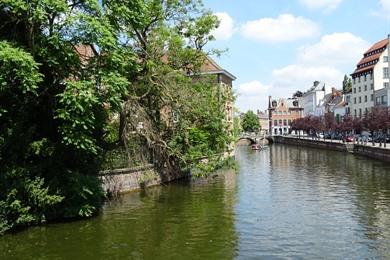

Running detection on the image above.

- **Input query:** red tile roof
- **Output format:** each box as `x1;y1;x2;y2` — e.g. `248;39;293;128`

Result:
352;64;375;75
352;38;388;76
357;52;381;66
364;38;388;55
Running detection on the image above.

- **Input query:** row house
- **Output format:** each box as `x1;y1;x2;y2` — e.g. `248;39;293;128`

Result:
268;97;303;135
350;36;389;118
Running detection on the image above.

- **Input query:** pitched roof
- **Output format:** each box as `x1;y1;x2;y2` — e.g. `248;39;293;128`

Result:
364;38;388;54
352;38;389;76
200;56;237;80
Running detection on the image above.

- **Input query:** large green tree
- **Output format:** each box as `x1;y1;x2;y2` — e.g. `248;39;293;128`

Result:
0;0;229;234
242;110;260;133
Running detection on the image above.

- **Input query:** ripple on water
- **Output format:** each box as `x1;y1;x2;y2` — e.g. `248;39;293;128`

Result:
1;145;390;259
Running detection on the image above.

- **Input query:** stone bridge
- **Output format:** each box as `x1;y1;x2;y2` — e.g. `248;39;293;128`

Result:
236;133;273;145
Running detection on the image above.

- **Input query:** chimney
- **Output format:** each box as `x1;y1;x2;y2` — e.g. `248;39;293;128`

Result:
331;87;336;97
268;96;272;109
314;81;320;87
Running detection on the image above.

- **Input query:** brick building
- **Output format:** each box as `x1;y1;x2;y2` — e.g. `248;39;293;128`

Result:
268;97;303;135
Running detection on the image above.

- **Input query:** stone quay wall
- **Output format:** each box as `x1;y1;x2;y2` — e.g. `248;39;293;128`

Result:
272;136;390;163
354;144;390;162
100;165;188;195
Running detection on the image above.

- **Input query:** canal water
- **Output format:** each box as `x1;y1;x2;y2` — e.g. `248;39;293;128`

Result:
1;144;390;259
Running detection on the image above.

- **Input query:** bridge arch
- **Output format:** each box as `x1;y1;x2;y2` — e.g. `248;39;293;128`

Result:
236;134;274;145
236;137;257;145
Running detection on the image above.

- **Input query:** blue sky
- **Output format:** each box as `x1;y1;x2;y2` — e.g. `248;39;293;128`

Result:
203;0;390;112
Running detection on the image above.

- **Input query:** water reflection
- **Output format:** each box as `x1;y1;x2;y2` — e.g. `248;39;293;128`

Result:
235;144;390;259
0;170;238;260
1;145;390;259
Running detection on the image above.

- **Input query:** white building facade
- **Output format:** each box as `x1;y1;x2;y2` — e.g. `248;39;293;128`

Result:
350;37;389;118
302;81;332;117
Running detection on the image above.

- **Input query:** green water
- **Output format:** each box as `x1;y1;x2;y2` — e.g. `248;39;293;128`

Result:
1;144;390;259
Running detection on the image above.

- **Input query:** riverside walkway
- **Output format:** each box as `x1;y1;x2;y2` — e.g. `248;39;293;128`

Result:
272;135;390;162
282;135;390;149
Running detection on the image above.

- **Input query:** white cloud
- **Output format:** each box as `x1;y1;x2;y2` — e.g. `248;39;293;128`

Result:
272;64;343;91
380;0;390;10
236;81;271;111
241;14;319;43
237;81;271;96
299;0;343;10
297;33;370;66
211;12;235;41
266;32;367;101
371;0;390;19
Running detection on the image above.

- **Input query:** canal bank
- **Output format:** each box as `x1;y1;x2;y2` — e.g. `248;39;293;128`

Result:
100;152;235;194
2;145;390;259
272;136;390;162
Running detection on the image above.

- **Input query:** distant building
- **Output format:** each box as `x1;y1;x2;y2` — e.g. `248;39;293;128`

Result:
350;36;389;118
302;81;333;117
322;88;345;119
256;110;269;136
268;97;303;135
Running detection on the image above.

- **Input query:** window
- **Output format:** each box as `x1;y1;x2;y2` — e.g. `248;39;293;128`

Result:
364;75;367;81
384;56;389;62
365;108;368;115
384;68;389;79
385;82;390;88
283;119;287;126
364;95;367;102
370;73;373;80
359;109;362;118
353;78;356;84
274;120;277;126
358;86;361;92
354;97;356;104
358;76;361;83
364;85;367;91
382;95;387;105
288;120;292;126
376;96;381;105
371;94;374;101
354;109;357;117
359;96;362;103
371;83;374;90
353;88;356;93
279;120;282;126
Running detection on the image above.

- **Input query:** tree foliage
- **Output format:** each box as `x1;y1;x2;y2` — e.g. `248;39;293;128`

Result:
0;0;229;234
342;75;352;94
242;110;260;133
